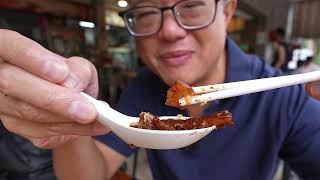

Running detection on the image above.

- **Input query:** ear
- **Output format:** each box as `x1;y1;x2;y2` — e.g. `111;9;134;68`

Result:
223;0;237;26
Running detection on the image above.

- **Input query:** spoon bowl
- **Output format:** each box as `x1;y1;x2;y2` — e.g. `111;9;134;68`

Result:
81;93;216;149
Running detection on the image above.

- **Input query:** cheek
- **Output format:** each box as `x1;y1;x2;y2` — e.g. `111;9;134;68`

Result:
136;38;161;73
193;27;226;63
136;38;156;61
136;38;146;57
199;12;227;52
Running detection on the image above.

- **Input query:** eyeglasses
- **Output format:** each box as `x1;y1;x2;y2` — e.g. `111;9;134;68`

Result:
119;0;221;37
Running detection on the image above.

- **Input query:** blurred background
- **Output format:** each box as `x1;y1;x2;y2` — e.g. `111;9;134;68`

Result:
0;0;319;104
0;0;319;180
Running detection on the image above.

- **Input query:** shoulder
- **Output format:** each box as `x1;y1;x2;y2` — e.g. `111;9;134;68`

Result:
243;54;282;79
245;54;319;120
226;38;282;82
122;67;164;97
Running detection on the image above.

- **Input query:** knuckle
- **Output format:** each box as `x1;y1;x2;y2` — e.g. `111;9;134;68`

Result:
47;122;70;135
0;63;10;95
32;136;77;149
69;56;93;75
31;138;51;149
41;90;60;110
45;91;60;108
18;102;43;121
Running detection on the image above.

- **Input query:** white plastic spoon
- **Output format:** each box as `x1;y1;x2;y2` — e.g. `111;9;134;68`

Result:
81;93;216;149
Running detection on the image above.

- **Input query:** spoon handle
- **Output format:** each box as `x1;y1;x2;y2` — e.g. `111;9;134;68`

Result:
80;93;137;126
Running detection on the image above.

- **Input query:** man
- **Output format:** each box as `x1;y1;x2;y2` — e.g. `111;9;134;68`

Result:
0;0;320;179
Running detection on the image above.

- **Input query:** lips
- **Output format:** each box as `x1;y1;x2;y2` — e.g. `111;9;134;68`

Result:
159;50;193;67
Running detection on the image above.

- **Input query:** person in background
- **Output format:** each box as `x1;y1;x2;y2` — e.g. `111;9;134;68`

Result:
1;0;320;180
271;28;291;73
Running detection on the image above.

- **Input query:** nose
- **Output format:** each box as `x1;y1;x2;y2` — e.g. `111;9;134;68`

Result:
157;11;187;42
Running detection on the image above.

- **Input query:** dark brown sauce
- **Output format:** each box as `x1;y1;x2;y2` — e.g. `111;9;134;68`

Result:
131;111;233;131
131;81;234;131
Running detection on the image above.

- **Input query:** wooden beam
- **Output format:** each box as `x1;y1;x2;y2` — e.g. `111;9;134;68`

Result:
93;0;108;67
0;0;92;20
292;0;320;38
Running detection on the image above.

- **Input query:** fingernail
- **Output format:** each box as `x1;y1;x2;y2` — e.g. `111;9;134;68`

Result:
63;73;80;89
69;101;95;123
43;61;68;82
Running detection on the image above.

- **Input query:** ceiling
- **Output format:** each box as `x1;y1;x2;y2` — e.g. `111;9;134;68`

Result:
67;0;91;4
67;0;125;10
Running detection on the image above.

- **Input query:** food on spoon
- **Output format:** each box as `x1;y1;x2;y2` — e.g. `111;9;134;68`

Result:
165;81;196;109
133;81;234;131
131;111;233;131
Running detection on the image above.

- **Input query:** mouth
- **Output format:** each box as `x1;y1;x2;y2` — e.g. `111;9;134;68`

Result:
159;50;193;67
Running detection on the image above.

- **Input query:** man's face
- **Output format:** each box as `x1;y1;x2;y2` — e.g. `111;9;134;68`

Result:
131;0;235;86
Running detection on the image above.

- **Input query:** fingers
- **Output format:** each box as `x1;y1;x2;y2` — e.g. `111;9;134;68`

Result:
0;115;109;139
0;92;74;123
63;57;99;97
0;62;96;123
306;81;320;100
0;29;69;83
31;135;80;149
0;31;104;150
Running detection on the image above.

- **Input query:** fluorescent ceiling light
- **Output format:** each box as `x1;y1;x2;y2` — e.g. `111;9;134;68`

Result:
118;0;128;8
79;21;95;28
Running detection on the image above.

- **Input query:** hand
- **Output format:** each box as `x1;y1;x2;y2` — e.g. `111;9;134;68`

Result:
0;29;109;149
306;81;320;100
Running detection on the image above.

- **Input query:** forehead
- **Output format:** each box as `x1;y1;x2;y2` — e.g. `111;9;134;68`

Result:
130;0;178;7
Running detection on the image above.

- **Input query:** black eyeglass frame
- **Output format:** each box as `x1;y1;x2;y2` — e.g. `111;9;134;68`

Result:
119;0;221;37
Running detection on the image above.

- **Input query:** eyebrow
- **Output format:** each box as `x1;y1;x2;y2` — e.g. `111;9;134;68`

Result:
131;0;157;7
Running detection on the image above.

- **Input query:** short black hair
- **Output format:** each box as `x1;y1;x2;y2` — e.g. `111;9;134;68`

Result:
275;28;285;37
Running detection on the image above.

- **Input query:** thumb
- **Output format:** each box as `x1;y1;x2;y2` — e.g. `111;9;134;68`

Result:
306;81;320;100
61;57;99;98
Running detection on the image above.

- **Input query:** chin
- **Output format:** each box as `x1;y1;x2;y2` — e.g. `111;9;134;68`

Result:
161;74;196;87
160;77;176;87
155;65;198;86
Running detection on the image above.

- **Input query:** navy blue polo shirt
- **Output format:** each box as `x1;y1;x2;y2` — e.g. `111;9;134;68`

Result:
96;38;320;179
